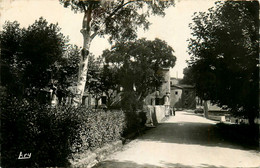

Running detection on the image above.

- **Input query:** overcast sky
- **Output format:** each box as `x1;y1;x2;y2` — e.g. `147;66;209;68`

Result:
0;0;217;78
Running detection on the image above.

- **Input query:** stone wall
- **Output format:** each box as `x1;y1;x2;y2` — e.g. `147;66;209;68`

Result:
146;105;167;125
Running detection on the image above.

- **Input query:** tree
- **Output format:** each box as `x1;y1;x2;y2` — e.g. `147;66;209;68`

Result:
56;45;81;88
100;64;120;107
0;21;24;98
85;55;103;108
54;44;81;104
102;38;176;104
179;67;195;85
86;55;120;108
0;18;69;100
59;0;175;105
187;1;259;125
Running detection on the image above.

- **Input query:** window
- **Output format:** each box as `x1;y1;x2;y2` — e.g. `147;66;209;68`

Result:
175;91;178;95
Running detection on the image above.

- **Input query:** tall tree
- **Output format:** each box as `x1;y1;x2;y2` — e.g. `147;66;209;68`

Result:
59;0;175;105
187;1;259;125
0;18;68;99
103;38;176;102
0;21;24;98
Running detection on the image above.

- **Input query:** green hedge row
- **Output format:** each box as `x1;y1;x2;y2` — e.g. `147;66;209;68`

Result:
73;108;126;153
1;98;128;167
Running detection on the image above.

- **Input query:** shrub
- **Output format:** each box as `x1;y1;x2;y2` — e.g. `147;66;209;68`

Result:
73;108;125;153
1;98;81;167
120;91;148;137
1;97;126;167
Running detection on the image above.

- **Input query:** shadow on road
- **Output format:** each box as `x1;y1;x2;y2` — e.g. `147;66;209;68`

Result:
139;117;259;151
93;159;226;168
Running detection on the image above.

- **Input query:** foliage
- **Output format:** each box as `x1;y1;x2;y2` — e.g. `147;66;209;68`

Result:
86;55;104;107
60;0;175;44
55;44;81;89
1;98;81;167
86;55;120;108
187;1;259;124
100;64;120;107
59;0;175;106
85;55;147;135
53;44;81;103
120;91;147;136
179;67;195;85
0;21;23;97
0;17;70;100
74;108;125;152
0;96;126;167
102;38;176;102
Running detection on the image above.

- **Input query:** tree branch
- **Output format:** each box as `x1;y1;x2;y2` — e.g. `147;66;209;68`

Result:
90;0;135;40
79;1;87;13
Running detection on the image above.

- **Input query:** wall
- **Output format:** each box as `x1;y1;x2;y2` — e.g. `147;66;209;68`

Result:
146;105;167;124
160;68;171;95
144;68;170;106
154;105;167;123
170;78;180;85
170;88;182;108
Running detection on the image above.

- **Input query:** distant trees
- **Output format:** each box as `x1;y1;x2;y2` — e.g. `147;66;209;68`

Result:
187;1;259;125
0;18;79;102
59;0;175;105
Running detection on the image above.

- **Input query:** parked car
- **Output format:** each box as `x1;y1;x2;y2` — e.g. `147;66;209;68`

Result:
194;108;204;114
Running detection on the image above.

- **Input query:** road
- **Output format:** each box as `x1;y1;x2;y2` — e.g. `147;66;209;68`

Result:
94;111;260;168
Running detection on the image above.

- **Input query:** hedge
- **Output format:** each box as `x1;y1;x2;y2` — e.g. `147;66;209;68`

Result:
72;108;126;153
1;98;126;167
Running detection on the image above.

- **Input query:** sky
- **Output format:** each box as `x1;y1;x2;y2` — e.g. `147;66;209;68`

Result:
0;0;217;78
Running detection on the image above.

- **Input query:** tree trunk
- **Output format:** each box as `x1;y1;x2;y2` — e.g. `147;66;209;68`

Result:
73;8;93;106
203;100;209;119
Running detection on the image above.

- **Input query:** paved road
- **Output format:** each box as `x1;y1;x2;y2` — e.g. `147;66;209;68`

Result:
94;111;260;168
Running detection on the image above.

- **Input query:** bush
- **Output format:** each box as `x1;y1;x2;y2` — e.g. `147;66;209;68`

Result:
74;108;125;153
122;111;147;137
119;91;148;137
1;97;126;167
1;98;81;167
